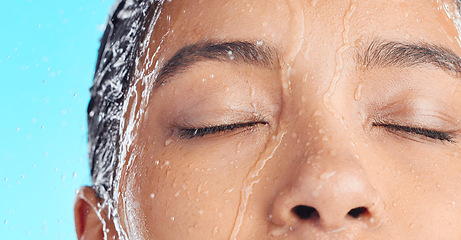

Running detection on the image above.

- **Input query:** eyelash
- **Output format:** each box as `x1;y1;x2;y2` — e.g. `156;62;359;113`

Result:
178;122;456;143
178;122;264;139
373;123;456;143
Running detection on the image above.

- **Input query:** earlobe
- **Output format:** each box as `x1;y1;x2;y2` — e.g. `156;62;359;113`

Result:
74;186;117;240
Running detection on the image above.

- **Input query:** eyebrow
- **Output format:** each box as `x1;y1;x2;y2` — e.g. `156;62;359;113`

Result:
359;40;461;77
155;41;278;85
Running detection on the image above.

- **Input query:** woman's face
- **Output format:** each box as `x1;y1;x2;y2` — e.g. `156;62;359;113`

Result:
118;0;461;239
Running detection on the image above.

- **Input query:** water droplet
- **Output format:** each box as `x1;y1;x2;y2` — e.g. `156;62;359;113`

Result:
312;191;319;198
150;193;155;199
165;139;173;146
199;210;203;215
227;50;234;60
415;185;421;191
409;223;415;229
171;217;175;221
354;83;363;101
4;220;7;225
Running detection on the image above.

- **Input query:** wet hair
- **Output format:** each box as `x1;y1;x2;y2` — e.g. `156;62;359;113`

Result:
88;0;159;197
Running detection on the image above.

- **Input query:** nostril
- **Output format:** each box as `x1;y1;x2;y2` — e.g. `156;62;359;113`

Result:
292;205;318;220
347;207;368;218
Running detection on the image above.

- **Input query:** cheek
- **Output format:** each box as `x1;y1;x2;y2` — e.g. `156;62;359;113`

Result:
370;145;461;233
120;134;268;239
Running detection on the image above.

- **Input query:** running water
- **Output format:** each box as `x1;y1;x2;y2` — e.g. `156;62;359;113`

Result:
322;0;357;129
93;1;167;239
228;131;287;240
227;0;305;239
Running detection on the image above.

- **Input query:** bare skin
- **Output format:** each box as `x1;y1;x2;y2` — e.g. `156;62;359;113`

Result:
76;0;461;239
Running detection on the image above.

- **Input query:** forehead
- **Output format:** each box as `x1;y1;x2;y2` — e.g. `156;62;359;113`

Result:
145;0;460;53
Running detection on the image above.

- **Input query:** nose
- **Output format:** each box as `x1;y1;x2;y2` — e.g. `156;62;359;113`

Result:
270;148;384;233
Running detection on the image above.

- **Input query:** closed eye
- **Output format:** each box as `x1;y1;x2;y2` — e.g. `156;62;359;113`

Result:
373;123;456;143
178;122;267;139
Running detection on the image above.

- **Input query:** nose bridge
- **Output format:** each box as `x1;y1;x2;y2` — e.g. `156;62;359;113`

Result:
270;124;384;232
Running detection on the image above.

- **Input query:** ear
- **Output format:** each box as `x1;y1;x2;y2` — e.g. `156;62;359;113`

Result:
74;186;117;240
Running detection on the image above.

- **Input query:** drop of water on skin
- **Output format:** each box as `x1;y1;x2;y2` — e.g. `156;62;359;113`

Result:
320;171;336;180
392;201;398;207
165;138;173;146
409;223;415;230
415;185;421;191
150;193;155;199
436;183;441;188
199;210;203;215
171;217;175;221
354;83;363;101
4;220;7;225
312;191;319;198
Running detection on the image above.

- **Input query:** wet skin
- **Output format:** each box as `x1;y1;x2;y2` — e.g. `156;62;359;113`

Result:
76;0;461;239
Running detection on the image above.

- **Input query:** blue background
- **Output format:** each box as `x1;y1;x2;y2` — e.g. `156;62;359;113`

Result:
1;0;115;239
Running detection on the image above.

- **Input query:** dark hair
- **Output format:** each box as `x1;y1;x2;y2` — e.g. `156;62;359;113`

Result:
88;0;159;198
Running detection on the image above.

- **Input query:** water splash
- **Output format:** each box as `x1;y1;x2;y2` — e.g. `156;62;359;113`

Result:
438;0;461;46
92;1;167;239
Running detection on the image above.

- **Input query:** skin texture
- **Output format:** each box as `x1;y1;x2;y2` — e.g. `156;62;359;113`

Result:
75;0;461;239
